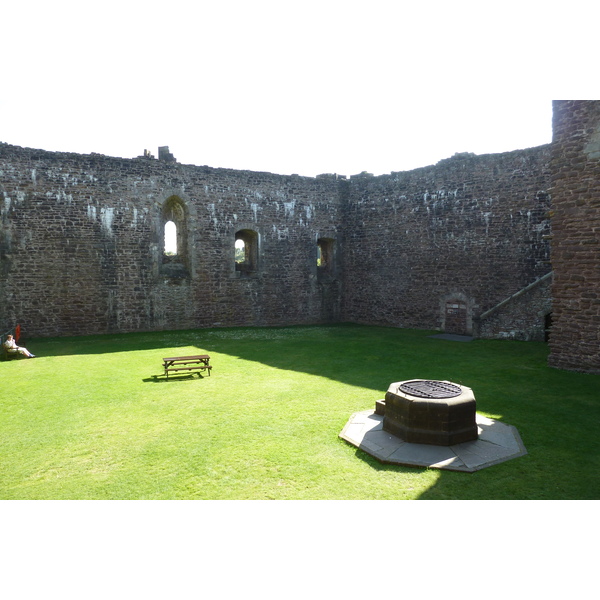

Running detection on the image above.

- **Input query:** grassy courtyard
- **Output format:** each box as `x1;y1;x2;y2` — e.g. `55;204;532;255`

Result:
1;323;598;500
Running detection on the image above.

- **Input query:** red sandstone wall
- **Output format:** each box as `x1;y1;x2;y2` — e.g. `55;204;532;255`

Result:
549;100;600;373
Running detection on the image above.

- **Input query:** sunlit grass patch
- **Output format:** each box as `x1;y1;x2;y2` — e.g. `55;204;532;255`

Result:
1;324;598;499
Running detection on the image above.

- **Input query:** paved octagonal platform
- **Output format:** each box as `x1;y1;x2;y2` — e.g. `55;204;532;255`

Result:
340;409;527;472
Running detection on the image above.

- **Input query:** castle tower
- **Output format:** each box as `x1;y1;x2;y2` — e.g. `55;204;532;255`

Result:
549;100;600;373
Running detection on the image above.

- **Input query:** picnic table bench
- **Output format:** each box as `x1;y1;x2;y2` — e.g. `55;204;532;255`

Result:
162;355;212;379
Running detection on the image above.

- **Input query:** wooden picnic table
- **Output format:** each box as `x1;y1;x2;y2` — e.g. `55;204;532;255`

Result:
162;355;212;379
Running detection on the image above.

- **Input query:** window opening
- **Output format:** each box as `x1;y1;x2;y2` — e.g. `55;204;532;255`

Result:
317;238;335;276
160;196;189;280
235;238;245;264
164;220;177;256
235;229;258;276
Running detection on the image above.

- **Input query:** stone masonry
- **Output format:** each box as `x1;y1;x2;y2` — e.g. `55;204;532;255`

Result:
549;100;600;373
0;149;344;336
342;148;552;335
1;101;598;373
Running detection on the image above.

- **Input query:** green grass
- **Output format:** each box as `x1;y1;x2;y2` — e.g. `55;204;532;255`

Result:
1;324;598;499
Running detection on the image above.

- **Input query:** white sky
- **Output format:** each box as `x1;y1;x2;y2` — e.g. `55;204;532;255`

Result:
2;0;594;580
2;1;597;178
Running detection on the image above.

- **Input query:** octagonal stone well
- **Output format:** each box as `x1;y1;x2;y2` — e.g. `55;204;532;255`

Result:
341;379;528;472
381;379;478;446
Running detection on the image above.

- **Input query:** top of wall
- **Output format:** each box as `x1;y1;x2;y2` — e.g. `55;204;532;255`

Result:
1;141;551;185
0;142;346;184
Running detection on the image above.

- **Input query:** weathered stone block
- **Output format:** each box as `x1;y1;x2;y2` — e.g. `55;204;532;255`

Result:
383;380;478;446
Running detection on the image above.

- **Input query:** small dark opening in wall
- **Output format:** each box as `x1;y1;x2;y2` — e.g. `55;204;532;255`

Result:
317;238;335;277
544;312;553;343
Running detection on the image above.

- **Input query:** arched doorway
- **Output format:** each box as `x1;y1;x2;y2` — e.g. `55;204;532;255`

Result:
445;300;468;335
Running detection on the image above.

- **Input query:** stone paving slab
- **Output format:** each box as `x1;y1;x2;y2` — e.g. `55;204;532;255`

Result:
428;334;474;342
340;410;527;472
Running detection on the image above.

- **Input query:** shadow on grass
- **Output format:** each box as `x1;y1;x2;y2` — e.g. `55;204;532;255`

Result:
142;373;210;383
15;323;600;499
22;324;444;394
353;446;424;474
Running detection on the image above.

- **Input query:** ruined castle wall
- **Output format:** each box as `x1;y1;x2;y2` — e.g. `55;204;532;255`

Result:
549;100;600;373
1;141;554;343
341;147;553;335
475;273;552;341
0;144;343;337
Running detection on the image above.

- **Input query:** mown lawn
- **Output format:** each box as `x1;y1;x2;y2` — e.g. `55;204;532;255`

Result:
1;324;598;499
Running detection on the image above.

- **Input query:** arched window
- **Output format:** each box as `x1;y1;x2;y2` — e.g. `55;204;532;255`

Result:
164;220;177;256
161;196;189;279
235;238;245;264
235;229;258;276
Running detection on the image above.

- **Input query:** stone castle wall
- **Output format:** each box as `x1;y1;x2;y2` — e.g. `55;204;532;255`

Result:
342;148;552;334
549;100;600;373
1;140;553;343
475;272;552;341
0;146;344;337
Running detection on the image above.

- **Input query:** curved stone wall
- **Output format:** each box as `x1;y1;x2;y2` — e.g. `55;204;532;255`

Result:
0;140;553;344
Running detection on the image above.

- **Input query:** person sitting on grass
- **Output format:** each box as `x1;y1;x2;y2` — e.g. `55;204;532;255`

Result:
3;334;35;358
